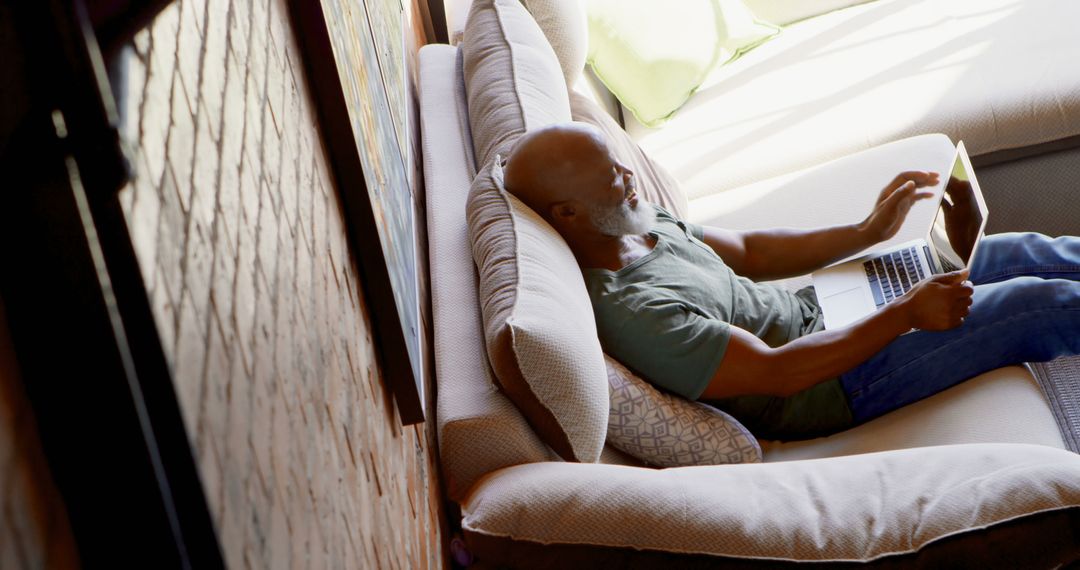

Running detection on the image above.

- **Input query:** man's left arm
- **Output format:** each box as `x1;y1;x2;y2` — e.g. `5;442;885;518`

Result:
698;171;938;281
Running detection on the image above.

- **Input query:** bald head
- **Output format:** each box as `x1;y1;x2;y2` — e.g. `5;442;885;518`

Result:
503;122;610;218
501;122;652;242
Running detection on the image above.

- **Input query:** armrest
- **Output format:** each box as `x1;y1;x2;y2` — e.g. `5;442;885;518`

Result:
690;133;954;245
420;44;557;500
461;443;1080;562
690;133;955;290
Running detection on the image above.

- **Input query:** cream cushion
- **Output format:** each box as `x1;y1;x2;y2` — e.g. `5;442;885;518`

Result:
586;0;779;127
744;0;877;26
628;0;1080;201
462;0;571;168
520;0;588;87
765;366;1065;462
421;45;557;500
606;356;761;467
467;159;608;463
462;444;1080;561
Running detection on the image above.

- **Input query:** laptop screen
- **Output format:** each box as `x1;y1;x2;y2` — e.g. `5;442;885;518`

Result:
928;150;985;272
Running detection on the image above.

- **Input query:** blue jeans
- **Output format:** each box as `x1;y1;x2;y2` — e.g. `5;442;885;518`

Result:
838;233;1080;425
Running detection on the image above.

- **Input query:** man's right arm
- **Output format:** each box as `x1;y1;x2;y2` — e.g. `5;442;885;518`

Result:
699;270;973;400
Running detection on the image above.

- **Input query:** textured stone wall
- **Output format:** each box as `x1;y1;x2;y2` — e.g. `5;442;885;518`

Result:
113;0;446;567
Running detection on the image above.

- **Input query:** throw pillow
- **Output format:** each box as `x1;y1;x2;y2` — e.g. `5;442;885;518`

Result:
520;0;589;87
586;0;780;127
461;0;572;169
606;355;762;467
467;158;609;463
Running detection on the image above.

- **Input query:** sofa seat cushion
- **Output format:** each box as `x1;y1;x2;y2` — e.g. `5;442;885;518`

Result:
764;366;1065;462
461;444;1080;563
626;0;1080;201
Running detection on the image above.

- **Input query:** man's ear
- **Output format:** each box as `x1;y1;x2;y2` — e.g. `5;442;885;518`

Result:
550;201;577;222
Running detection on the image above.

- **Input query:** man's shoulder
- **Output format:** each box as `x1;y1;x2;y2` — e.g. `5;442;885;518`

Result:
652;203;679;223
651;203;703;241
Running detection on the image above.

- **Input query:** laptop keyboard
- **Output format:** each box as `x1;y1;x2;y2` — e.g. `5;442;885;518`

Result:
863;247;926;307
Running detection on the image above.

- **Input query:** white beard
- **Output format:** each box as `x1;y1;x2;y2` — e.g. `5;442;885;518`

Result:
590;199;655;237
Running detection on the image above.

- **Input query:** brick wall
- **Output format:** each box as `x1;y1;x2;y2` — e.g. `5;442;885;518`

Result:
113;0;447;567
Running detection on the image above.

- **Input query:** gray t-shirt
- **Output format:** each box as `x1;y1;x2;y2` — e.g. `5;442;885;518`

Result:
583;206;852;440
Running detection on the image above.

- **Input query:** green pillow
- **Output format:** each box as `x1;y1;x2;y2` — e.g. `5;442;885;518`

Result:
587;0;779;127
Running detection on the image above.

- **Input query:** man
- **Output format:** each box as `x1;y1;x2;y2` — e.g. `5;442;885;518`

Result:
503;122;1080;440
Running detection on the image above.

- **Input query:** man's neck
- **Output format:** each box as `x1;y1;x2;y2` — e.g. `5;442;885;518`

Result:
570;232;657;271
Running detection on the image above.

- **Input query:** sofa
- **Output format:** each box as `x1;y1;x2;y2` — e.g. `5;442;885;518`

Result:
420;0;1080;566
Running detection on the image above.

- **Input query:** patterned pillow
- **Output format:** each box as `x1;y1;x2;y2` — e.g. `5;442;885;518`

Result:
605;355;762;467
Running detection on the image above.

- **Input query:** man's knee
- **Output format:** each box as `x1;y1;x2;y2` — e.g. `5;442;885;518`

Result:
996;277;1079;313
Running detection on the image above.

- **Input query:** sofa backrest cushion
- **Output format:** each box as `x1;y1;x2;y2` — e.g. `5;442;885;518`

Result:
606;356;762;467
461;0;572;169
744;0;877;26
586;0;779;127
569;90;689;219
466;158;609;463
520;0;589;87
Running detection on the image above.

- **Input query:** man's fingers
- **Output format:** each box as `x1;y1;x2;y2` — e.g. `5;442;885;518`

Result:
933;269;969;284
882;181;916;205
891;171;940;189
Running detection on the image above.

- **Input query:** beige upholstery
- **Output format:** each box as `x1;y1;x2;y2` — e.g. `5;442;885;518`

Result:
421;45;556;500
462;444;1080;562
689;133;958;262
744;0;877;25
462;0;571;169
765;366;1065;462
520;0;588;87
420;3;1080;562
627;0;1080;200
467;160;608;463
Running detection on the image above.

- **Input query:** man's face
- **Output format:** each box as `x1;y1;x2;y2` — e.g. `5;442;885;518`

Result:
576;139;654;237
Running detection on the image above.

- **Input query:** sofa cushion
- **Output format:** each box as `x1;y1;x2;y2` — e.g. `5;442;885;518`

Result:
466;158;609;463
462;0;571;169
520;0;588;87
744;0;877;26
420;44;558;501
586;0;779;127
626;0;1080;201
606;356;761;467
460;444;1080;563
764;366;1065;462
569;90;689;219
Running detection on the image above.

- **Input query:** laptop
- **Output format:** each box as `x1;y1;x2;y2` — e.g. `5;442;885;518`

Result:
812;141;989;330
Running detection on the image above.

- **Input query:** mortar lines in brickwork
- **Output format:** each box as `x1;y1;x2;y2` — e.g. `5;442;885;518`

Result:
107;0;448;566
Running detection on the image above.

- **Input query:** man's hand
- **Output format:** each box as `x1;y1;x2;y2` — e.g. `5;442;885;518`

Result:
902;270;973;331
860;171;939;243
